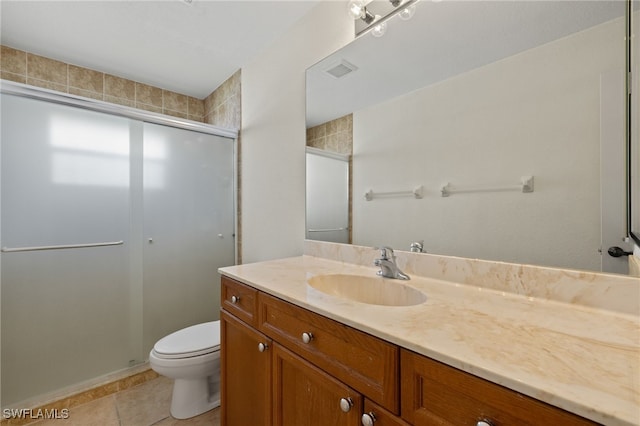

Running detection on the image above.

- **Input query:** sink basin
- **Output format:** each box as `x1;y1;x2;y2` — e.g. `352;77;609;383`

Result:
306;274;427;307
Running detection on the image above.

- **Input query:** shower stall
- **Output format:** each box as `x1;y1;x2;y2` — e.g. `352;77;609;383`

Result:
0;83;237;407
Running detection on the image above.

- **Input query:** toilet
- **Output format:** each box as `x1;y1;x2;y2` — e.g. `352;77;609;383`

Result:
149;321;221;419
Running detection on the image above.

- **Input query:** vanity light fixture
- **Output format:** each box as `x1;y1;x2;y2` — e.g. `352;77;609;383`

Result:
351;0;421;37
348;0;376;24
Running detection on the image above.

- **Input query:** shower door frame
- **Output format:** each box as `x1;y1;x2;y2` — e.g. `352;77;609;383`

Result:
0;80;238;407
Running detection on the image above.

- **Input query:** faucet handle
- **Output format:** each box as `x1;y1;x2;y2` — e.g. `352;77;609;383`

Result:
374;246;394;260
410;241;424;253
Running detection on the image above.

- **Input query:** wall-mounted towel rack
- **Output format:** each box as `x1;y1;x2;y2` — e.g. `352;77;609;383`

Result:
440;176;534;197
365;185;423;201
1;240;124;253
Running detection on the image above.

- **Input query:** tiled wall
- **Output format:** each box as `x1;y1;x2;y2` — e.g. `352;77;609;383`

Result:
204;70;241;128
0;45;206;122
306;114;353;155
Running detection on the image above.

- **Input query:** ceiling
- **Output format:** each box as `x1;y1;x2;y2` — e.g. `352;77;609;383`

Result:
1;0;322;99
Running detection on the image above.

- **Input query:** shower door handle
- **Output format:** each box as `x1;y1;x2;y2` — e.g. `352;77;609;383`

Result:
1;240;124;253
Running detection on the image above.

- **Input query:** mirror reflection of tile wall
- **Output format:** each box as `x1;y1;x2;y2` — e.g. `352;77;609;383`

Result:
306;114;352;155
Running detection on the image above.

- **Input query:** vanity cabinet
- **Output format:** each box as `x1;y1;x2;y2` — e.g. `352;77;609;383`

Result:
400;350;598;426
221;276;598;426
221;276;398;426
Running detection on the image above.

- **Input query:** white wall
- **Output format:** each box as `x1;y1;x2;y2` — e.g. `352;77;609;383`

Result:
352;17;625;271
241;1;353;263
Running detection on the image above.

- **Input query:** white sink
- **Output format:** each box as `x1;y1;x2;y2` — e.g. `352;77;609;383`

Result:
307;273;427;307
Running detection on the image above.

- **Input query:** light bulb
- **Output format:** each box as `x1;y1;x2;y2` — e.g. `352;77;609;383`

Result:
398;4;416;20
348;0;365;19
371;19;387;37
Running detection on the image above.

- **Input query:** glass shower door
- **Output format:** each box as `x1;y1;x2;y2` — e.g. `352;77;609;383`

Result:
0;94;136;406
142;122;235;354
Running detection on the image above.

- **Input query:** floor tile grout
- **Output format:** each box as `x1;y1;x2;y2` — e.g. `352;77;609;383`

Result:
24;377;219;426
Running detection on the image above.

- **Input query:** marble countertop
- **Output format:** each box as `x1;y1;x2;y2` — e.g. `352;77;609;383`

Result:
219;255;639;426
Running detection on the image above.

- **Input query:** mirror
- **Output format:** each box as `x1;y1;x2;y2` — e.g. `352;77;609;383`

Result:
631;1;640;250
306;0;636;275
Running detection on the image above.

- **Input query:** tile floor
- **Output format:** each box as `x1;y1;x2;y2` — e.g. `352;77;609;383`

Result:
28;377;220;426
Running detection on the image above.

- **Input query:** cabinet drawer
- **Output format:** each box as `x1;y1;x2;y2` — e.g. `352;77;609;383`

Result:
221;276;258;326
400;349;598;426
258;292;399;414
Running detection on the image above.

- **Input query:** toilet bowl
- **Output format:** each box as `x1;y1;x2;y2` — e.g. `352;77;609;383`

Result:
149;321;221;419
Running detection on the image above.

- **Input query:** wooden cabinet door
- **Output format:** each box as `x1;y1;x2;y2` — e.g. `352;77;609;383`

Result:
221;310;272;426
272;343;363;426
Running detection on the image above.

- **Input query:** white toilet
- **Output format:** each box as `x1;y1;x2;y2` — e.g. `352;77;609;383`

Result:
149;321;221;419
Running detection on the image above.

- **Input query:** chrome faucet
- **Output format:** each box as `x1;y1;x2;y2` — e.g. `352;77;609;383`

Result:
374;246;410;280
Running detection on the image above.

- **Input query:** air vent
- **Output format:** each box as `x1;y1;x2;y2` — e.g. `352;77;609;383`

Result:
324;60;358;79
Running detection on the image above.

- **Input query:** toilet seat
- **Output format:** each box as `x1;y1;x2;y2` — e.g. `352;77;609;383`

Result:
152;321;220;359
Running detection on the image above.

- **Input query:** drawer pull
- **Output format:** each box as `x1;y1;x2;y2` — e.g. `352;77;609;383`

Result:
477;420;495;426
339;397;353;413
361;412;376;425
257;342;268;352
301;332;314;344
231;295;240;304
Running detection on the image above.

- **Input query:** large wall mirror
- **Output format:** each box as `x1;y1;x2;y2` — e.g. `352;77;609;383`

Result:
631;1;640;253
306;0;638;275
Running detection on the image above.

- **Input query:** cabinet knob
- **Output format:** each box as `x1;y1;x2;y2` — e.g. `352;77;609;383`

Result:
230;295;240;304
477;420;495;426
301;332;314;344
339;397;353;413
361;412;376;425
257;342;268;352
